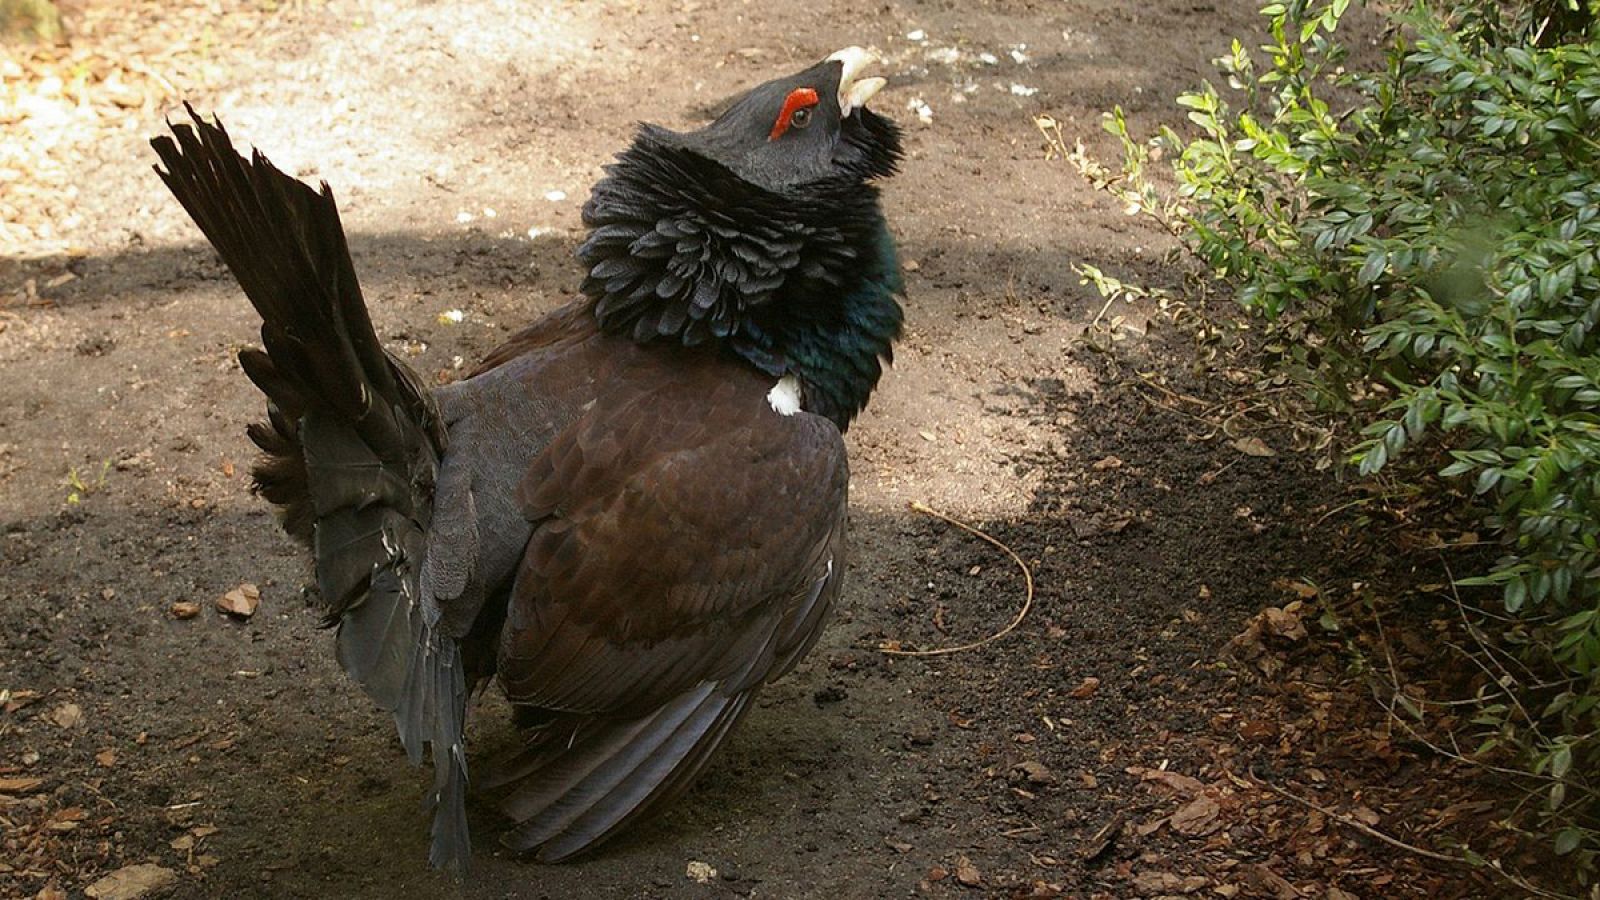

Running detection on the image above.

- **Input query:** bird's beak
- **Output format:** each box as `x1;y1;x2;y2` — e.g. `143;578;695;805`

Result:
828;47;887;118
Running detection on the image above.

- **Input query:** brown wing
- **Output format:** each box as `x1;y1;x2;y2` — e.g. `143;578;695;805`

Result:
489;355;848;859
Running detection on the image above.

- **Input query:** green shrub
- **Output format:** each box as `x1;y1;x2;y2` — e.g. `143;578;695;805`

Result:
1103;0;1600;872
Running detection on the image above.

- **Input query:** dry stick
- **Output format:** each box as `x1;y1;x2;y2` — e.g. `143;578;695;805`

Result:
1440;557;1544;691
1250;773;1460;864
1133;371;1211;409
1251;776;1570;900
1384;564;1600;808
1307;495;1370;530
1088;292;1118;330
1362;605;1590;898
880;501;1035;658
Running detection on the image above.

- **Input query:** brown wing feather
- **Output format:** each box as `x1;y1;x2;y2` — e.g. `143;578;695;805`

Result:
487;353;848;859
500;357;847;715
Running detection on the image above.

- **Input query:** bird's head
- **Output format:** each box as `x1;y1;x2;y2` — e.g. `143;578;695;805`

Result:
578;48;905;427
670;46;900;191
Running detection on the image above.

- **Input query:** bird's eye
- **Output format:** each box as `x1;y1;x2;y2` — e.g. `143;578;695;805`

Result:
769;87;820;141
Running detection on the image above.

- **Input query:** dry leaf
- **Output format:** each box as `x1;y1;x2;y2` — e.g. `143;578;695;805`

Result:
953;856;982;887
95;748;117;767
216;583;260;618
1232;436;1276;457
1271;578;1319;599
1244;863;1300;900
1132;871;1209;895
1262;606;1307;643
47;807;86;832
1069;676;1101;699
84;864;176;900
1239;719;1279;741
1129;765;1206;796
684;860;717;884
1080;813;1124;862
1135;816;1168;837
49;702;83;729
1012;760;1056;786
35;886;67;900
0;777;45;793
3;688;42;713
1091;455;1124;471
1169;795;1223;837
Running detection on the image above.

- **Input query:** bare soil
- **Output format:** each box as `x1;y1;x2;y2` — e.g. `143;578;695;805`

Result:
0;2;1563;898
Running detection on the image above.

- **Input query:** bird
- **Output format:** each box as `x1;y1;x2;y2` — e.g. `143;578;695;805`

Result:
149;47;903;869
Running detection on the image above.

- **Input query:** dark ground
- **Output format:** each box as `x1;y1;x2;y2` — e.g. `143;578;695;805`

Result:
0;1;1569;898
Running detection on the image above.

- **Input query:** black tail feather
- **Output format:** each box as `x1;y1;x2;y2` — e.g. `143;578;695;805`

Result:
153;107;469;871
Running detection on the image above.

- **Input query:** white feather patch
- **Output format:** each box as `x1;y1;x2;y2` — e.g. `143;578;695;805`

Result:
767;375;803;416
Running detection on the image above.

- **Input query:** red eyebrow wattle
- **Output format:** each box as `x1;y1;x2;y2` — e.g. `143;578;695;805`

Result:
769;87;820;141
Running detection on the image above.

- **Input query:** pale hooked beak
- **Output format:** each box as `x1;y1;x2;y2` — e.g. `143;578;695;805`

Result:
827;47;887;118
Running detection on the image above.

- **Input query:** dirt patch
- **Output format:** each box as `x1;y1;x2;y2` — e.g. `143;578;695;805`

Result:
0;1;1563;898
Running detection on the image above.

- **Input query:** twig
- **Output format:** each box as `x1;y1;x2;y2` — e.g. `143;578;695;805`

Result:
1250;772;1459;864
880;501;1035;657
1134;371;1211;408
1441;557;1542;686
1369;565;1600;811
1088;292;1118;330
1308;496;1370;530
1252;773;1574;900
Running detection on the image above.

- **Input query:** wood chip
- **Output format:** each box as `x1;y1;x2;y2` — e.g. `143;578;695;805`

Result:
1243;863;1300;900
1132;871;1209;895
0;777;45;793
1012;760;1057;786
48;702;83;729
1069;676;1101;699
216;583;260;618
953;856;982;887
1170;795;1223;837
1081;813;1124;862
84;864;176;900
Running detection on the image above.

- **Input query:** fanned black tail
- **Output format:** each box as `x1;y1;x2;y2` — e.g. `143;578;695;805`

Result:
151;106;470;870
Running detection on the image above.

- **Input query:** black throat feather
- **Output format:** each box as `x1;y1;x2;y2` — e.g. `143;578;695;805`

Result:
576;123;904;431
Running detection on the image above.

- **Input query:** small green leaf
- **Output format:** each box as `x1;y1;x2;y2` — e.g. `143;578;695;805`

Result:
1357;249;1387;285
1550;745;1572;780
